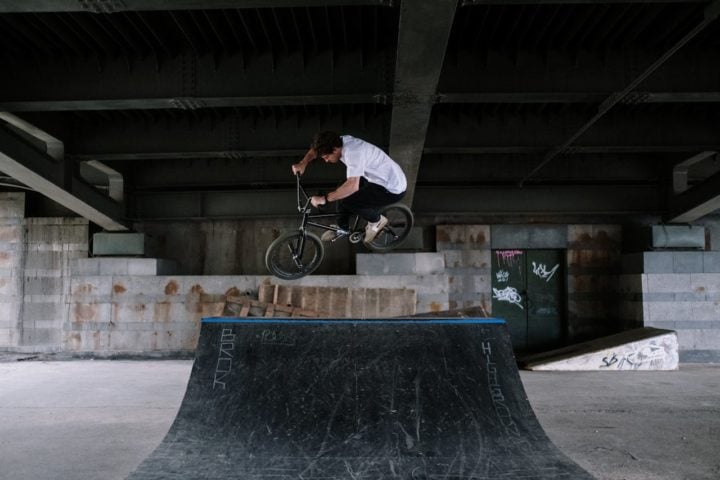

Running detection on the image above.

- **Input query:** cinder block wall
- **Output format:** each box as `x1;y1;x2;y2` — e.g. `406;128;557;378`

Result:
64;274;445;355
22;218;89;350
621;251;720;363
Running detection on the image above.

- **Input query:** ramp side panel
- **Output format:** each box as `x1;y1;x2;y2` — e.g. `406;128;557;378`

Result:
128;319;594;480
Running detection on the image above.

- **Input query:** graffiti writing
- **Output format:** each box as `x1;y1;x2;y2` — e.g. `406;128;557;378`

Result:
599;344;667;370
496;270;509;283
492;286;524;310
496;250;524;277
531;262;559;282
213;328;235;390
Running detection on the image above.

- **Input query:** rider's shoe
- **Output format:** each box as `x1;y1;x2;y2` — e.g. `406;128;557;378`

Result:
321;227;349;242
363;215;388;244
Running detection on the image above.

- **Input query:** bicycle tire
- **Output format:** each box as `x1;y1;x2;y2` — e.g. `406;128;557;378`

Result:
265;231;324;280
366;203;414;252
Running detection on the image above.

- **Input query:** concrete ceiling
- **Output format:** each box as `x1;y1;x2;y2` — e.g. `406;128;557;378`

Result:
1;0;720;225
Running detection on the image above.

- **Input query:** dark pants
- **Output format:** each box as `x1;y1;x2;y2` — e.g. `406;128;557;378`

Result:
337;178;405;229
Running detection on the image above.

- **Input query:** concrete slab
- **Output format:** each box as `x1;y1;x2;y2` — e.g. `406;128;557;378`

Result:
1;361;719;480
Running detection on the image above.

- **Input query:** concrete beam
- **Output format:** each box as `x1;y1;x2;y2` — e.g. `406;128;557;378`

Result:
388;0;457;207
438;92;720;104
462;0;705;4
667;169;720;223
0;117;127;231
0;95;388;112
0;0;392;13
672;151;717;194
4;91;719;113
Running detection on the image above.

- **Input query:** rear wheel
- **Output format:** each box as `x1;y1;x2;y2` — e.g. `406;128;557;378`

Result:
265;231;324;280
366;203;414;252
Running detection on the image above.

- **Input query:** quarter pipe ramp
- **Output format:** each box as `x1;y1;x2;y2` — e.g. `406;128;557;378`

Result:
128;318;594;479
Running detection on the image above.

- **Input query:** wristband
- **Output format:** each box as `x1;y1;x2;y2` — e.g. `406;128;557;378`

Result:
324;194;330;204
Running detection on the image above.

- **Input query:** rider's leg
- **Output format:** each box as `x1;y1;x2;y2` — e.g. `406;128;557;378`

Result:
340;180;405;223
339;179;405;242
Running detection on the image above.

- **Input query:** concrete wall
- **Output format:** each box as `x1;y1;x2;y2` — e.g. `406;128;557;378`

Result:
2;190;719;361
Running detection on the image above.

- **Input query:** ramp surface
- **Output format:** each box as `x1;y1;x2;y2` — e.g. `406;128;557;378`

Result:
520;327;679;371
128;318;594;480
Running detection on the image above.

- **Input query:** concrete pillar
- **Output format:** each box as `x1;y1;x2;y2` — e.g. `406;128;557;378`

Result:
0;193;25;349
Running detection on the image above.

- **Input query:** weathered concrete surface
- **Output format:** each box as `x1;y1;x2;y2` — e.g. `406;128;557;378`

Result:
0;361;718;480
521;327;679;371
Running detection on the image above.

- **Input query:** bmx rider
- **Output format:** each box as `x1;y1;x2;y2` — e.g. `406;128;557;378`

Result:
291;131;407;245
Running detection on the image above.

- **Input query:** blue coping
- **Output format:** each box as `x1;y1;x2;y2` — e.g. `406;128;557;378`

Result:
202;317;506;325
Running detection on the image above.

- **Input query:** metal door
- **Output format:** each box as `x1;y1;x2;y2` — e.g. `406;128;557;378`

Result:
491;249;564;352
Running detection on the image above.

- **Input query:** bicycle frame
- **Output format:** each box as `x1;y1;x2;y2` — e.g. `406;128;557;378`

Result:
294;175;360;239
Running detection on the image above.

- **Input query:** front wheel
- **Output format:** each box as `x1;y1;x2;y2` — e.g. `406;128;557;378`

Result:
366;203;414;252
265;231;324;280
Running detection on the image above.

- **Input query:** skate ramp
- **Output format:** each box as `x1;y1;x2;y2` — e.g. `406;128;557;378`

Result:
127;318;594;479
520;327;678;371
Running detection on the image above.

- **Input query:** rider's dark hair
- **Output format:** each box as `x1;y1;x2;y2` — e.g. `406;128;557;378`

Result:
311;131;343;156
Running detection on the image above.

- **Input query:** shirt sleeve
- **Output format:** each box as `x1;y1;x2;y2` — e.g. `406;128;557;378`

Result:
343;149;365;178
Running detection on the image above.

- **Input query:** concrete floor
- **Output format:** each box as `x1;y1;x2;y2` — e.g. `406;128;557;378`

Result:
0;360;718;480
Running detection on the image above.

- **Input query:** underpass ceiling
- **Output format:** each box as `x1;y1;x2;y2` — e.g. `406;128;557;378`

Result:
0;0;719;223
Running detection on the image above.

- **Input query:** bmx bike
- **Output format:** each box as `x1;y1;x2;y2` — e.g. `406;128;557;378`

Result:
265;175;414;280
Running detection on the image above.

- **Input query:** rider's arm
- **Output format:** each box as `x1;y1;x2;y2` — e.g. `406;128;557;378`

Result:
310;176;360;207
292;148;317;175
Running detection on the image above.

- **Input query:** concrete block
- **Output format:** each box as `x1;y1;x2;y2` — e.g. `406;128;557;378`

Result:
99;258;129;275
0;193;25;218
618;274;643;293
69;302;112;324
690;274;720;294
646;274;691;293
0;329;13;347
492;225;565;249
568;225;622;248
92;232;145;256
568;275;618;294
652;225;705;249
646;301;693;323
691;302;720;322
70;277;114;299
357;253;445;275
22;302;63;322
703;252;720;273
0;225;22;243
356;253;414;275
23;277;64;295
22;328;60;346
644;252;675;273
692;329;720;350
621;253;644;274
673;252;704;273
71;258;101;276
443;250;490;269
436;225;489;251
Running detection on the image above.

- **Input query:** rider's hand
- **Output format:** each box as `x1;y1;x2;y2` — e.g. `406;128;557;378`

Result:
291;162;305;176
310;195;326;207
